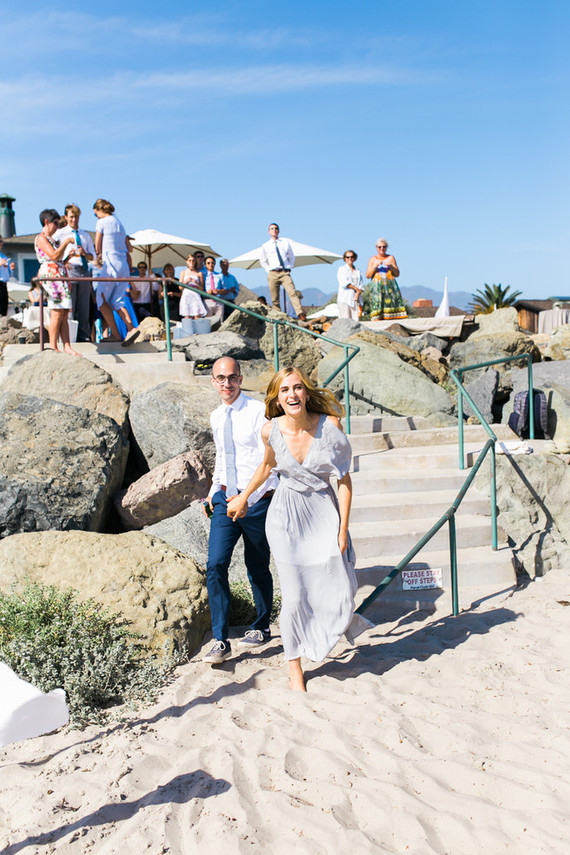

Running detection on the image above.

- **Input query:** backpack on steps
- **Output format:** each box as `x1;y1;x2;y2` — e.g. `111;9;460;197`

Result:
507;389;550;439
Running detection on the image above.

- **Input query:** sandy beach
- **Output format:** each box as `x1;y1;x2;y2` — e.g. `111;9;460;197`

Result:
1;569;569;855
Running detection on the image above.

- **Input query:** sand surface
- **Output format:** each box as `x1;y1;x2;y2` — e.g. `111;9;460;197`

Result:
1;570;569;855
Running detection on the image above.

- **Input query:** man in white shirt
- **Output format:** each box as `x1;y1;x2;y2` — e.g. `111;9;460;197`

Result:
259;223;306;320
132;261;158;321
55;204;96;341
203;356;278;664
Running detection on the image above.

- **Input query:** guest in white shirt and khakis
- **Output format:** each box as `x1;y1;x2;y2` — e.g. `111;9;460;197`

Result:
336;249;363;321
202;356;278;664
259;223;306;320
55;204;96;342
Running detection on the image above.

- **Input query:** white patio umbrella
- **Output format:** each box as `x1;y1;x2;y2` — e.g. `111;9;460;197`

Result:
230;238;342;269
307;303;340;319
130;229;219;269
435;276;450;318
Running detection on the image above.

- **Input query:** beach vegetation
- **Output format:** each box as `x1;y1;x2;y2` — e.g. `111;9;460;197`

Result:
0;581;175;727
468;283;522;314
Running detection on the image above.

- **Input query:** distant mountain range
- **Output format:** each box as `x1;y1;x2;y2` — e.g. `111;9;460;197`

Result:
251;283;473;311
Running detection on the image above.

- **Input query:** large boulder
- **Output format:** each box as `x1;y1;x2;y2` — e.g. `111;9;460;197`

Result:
319;318;362;354
474;451;570;577
145;502;280;591
464;369;499;424
470;307;520;337
318;339;455;422
354;329;448;385
183;331;263;364
220;300;268;339
129;381;218;471
543;325;570;360
404;332;449;354
448;333;541;393
114;451;211;529
0;530;210;654
260;309;322;379
1;350;130;434
0;392;129;538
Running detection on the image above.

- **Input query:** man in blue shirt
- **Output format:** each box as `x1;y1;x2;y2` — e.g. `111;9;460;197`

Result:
217;258;239;320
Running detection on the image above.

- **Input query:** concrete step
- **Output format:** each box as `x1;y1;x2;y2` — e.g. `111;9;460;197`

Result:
351;513;502;558
350;488;490;522
346;415;434;434
352;443;489;472
354;545;516;610
348;424;517;454
351;468;468;495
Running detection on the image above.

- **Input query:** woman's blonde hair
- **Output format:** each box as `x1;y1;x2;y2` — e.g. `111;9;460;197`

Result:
265;365;344;419
93;198;115;214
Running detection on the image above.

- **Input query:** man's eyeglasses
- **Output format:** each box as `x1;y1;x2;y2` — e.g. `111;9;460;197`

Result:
213;374;240;385
344;254;355;259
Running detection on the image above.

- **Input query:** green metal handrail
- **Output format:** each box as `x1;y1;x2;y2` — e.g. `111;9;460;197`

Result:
175;280;361;433
355;353;535;618
32;275;360;433
451;353;535;470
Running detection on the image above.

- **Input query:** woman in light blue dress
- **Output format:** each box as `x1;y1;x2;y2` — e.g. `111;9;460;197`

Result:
227;366;358;692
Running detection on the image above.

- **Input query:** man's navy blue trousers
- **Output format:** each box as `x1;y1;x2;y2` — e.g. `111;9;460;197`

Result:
206;489;273;641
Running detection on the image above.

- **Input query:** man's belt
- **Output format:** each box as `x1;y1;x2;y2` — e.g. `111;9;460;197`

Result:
270;267;291;272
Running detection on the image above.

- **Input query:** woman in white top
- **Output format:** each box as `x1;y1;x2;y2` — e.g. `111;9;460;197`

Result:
93;198;138;345
179;253;207;318
336;250;363;321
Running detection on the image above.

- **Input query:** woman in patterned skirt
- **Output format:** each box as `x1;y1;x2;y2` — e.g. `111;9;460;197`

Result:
34;209;81;356
365;238;407;321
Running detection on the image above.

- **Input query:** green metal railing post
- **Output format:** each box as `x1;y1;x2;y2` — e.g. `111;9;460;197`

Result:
273;322;279;371
449;516;459;616
344;346;351;435
490;442;498;549
162;281;172;362
528;355;535;440
457;368;465;470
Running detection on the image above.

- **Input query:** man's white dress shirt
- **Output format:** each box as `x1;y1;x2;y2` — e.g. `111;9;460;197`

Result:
209;392;278;506
259;238;295;273
337;263;363;309
54;225;96;269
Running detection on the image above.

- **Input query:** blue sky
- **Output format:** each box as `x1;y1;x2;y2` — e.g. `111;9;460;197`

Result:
1;0;568;301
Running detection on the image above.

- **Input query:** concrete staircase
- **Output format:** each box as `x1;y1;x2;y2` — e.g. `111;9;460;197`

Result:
346;416;519;613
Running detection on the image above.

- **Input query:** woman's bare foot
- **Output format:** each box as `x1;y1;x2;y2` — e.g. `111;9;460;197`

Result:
63;345;82;357
288;659;306;692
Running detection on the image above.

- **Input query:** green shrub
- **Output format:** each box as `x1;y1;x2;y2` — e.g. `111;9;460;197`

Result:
0;582;174;727
228;578;281;627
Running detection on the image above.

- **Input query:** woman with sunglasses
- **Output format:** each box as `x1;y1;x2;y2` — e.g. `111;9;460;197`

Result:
337;250;363;320
365;238;407;321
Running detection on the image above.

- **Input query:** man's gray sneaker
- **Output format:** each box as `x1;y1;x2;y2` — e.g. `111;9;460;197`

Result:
203;639;231;664
237;629;271;648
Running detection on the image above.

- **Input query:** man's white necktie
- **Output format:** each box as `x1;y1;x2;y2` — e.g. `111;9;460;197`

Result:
224;406;238;497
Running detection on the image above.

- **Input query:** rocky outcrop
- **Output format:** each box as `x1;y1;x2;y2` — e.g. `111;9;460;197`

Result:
115;451;211;529
318;339;455;422
0;392;129;538
1;350;130;434
145;502;280;591
464;369;499;424
129;382;218;471
220;301;268;339
543;325;570;361
0;530;210;654
183;331;263;364
403;332;449;354
260;309;322;379
475;450;570;577
470;307;520;337
354;329;448;385
449;333;541;378
319;318;362;354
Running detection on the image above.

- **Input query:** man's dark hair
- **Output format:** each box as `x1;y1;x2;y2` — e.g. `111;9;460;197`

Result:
204;256;216;263
39;208;60;226
269;222;279;230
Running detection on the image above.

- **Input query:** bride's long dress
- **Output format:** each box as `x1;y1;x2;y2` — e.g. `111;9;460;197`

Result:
266;414;358;662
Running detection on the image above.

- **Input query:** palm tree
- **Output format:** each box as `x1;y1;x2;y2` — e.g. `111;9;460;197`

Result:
468;283;522;314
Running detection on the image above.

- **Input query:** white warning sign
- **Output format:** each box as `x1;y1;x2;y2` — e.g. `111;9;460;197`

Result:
402;567;444;591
